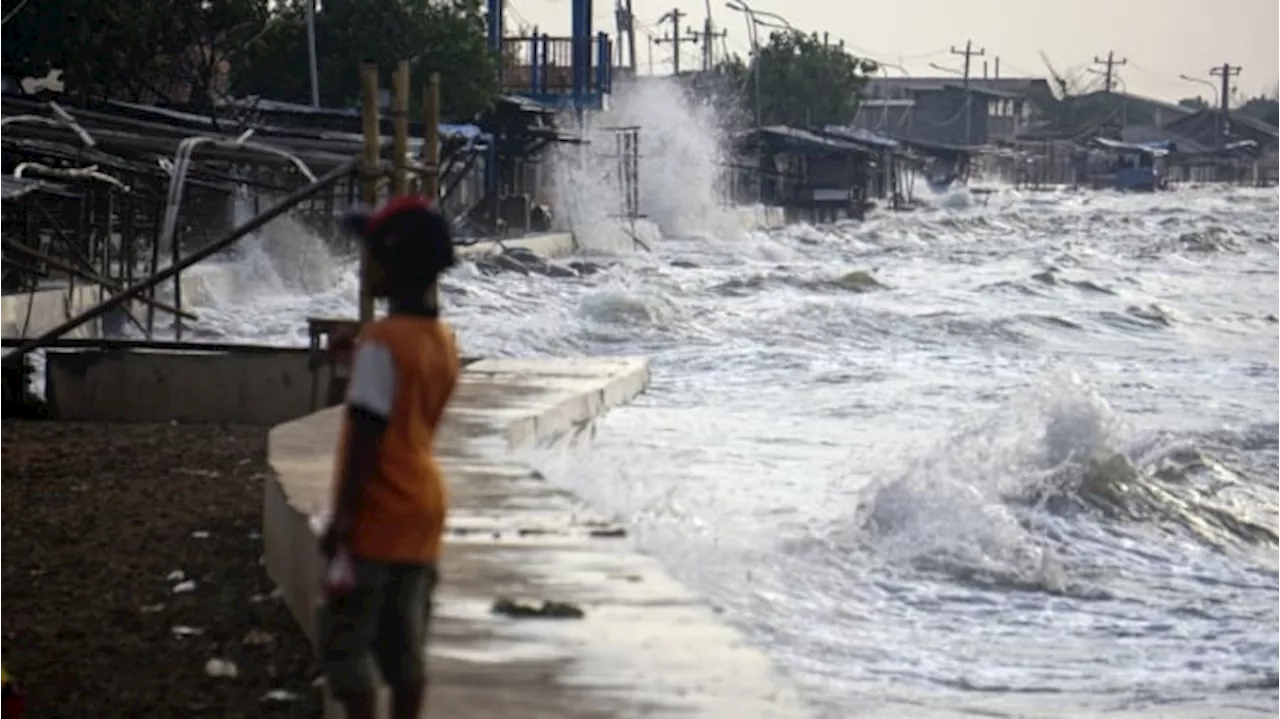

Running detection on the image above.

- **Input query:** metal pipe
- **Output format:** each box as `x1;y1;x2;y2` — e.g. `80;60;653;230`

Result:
12;163;130;192
156;132;319;282
4;159;358;364
306;0;321;107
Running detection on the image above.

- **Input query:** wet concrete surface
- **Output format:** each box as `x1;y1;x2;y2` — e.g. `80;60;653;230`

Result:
265;357;810;718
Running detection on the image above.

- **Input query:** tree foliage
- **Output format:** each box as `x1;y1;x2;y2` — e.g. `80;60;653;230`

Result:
716;30;876;129
237;0;496;120
2;0;270;104
1;0;497;120
1238;95;1279;127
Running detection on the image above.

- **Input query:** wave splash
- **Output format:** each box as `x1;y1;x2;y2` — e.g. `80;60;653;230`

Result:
851;370;1277;595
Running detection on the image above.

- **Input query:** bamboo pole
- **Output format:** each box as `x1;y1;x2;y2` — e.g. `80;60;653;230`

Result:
392;60;411;195
423;72;441;201
359;63;381;323
423;71;442;310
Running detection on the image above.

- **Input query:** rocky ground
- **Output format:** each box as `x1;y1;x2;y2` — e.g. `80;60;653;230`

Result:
1;421;320;718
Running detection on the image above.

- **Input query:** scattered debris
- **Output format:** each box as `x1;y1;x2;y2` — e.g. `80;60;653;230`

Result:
172;580;197;594
261;689;301;704
491;597;585;620
166;570;186;582
204;659;239;679
248;588;283;604
242;629;275;647
472;247;610;279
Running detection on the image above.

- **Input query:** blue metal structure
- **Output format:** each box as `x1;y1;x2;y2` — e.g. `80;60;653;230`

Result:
486;0;612;111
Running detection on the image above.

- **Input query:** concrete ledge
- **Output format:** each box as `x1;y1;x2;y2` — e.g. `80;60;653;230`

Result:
265;356;810;717
45;347;331;425
456;232;577;260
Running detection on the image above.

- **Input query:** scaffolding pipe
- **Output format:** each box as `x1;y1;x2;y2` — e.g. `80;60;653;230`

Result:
3;159;359;364
157;131;319;269
12;163;131;193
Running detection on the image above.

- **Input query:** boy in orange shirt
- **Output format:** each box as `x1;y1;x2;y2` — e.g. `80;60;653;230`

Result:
319;196;461;719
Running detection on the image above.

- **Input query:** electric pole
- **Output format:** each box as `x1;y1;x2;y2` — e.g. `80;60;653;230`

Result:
700;17;727;71
654;8;699;76
1092;50;1127;93
951;40;985;145
1210;62;1242;151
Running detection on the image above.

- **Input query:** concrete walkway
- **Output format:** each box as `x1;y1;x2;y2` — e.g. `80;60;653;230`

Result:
264;357;810;718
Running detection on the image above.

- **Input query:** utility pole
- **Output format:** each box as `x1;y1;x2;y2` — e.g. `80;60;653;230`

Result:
653;8;699;76
625;0;638;74
951;40;985;145
305;0;320;106
1210;62;1242;151
1092;50;1127;93
700;18;727;71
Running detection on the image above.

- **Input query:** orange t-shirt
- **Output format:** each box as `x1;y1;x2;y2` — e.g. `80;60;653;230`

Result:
332;315;460;564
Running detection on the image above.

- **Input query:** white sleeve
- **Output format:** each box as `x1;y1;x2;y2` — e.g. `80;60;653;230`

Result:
345;340;397;418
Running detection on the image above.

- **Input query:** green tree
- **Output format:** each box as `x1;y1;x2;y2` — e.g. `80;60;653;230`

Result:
2;0;269;104
739;30;877;128
236;0;497;121
1238;95;1279;127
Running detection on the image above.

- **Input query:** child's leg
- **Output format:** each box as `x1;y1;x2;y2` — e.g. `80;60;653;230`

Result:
317;560;391;719
372;564;438;719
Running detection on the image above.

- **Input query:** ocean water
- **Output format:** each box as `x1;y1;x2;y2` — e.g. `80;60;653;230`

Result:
175;81;1279;717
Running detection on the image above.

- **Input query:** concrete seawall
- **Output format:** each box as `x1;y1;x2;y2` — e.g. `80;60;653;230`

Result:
265;357;810;718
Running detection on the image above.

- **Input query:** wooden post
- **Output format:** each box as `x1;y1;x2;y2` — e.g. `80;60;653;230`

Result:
423;71;442;310
423;72;441;201
359;63;381;323
392;60;411;195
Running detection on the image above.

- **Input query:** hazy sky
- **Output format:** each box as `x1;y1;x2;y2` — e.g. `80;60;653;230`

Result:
502;0;1279;102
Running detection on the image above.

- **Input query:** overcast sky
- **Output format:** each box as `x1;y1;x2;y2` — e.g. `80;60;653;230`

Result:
502;0;1279;102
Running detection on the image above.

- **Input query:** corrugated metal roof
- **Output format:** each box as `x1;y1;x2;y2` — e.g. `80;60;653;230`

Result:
756;125;872;155
822;125;900;149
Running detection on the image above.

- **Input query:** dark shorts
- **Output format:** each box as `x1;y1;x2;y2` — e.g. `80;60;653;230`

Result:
317;559;438;695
